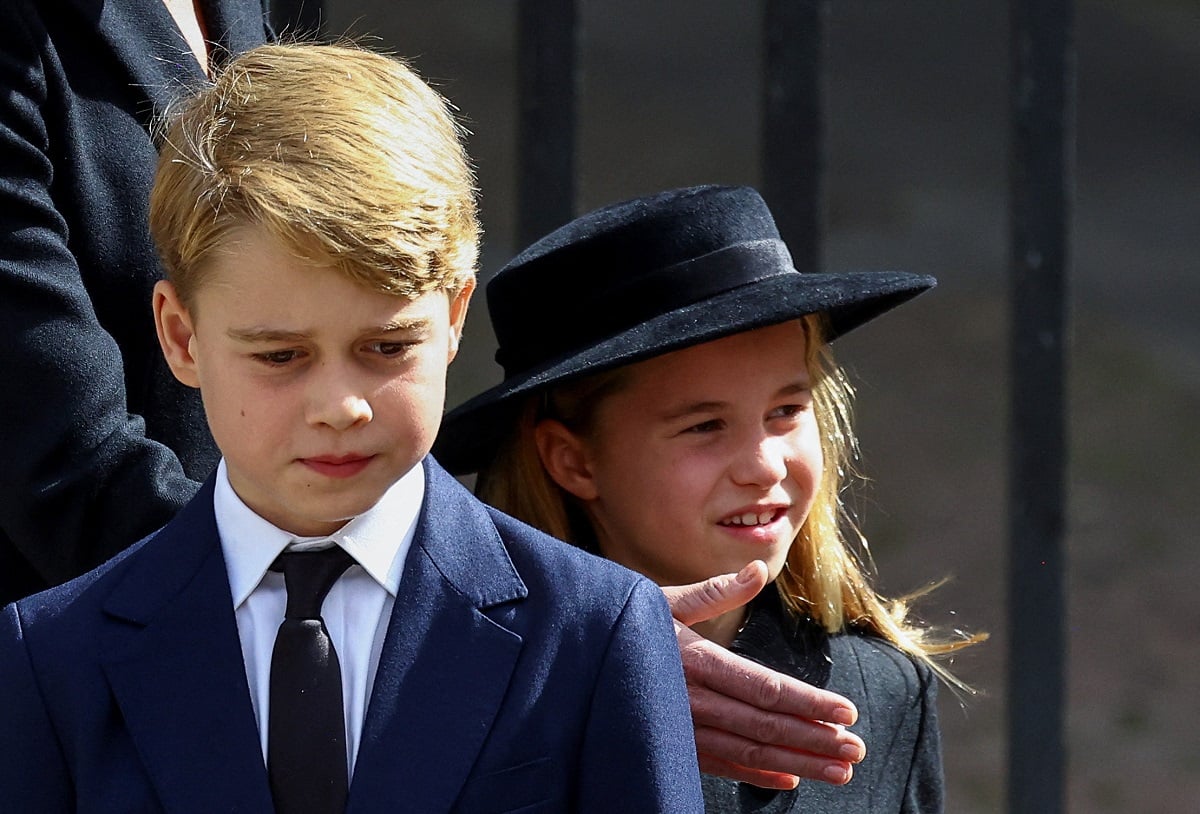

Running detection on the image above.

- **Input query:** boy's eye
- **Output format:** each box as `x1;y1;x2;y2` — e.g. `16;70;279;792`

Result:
367;341;414;357
681;418;724;435
255;349;301;365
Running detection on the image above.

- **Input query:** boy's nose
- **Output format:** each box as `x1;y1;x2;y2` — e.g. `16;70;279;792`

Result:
729;435;790;487
306;371;373;430
311;394;373;430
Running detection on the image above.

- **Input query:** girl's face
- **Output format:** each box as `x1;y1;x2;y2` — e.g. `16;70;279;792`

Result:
546;320;823;588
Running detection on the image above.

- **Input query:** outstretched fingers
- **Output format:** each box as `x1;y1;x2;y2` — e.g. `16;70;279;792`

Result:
664;564;866;787
676;625;864;786
680;623;859;727
695;724;856;788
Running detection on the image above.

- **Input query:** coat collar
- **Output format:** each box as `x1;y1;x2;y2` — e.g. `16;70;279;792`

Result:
349;457;528;812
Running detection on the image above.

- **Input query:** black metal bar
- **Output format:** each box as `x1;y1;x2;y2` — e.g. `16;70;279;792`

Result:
270;0;324;37
1007;0;1073;811
761;0;826;271
516;0;579;248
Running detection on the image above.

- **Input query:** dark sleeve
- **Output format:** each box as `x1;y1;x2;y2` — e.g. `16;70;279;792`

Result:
0;603;73;812
577;578;704;813
901;662;945;813
0;3;199;590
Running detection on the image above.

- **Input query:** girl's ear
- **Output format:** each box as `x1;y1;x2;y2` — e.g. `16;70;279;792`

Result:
152;280;201;388
534;419;600;501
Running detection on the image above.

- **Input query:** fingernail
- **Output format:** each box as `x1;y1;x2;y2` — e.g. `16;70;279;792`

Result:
831;706;856;726
824;764;851;784
840;743;864;762
736;563;756;583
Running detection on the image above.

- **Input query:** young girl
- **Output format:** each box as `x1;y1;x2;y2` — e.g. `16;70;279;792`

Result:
435;185;982;812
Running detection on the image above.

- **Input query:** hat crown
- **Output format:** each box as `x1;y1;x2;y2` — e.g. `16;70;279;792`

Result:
488;185;789;378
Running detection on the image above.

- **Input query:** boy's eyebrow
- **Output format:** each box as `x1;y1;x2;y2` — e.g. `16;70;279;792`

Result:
657;380;813;421
226;317;432;343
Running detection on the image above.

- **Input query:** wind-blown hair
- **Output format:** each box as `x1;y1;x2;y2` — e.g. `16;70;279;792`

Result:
149;42;479;308
477;315;983;690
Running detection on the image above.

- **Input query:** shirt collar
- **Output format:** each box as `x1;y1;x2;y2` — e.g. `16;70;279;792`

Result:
214;459;426;608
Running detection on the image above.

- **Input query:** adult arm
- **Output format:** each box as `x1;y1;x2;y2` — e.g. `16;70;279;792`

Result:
0;3;201;594
663;560;866;789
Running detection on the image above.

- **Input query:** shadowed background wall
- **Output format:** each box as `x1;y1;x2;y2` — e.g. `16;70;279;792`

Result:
305;2;1199;810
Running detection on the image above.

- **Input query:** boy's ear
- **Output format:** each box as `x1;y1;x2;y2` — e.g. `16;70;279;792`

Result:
152;280;201;388
445;277;476;362
534;419;600;501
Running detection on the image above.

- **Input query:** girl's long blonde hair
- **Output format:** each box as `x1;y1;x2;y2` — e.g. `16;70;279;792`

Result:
477;315;984;691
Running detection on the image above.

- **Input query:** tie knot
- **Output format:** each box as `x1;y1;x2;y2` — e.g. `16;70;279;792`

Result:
271;546;356;620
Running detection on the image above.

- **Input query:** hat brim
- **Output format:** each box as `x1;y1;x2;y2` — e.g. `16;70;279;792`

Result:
435;270;934;474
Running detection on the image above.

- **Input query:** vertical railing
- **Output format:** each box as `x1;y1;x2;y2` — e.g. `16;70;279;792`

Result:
761;0;826;271
515;0;580;248
1007;0;1073;811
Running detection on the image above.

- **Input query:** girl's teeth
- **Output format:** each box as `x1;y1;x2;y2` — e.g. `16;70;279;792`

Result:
728;511;776;526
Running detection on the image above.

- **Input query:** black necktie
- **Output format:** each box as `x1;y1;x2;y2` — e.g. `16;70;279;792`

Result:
268;546;356;814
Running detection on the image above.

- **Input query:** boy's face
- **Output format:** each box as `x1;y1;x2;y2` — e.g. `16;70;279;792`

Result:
542;321;822;588
154;226;472;537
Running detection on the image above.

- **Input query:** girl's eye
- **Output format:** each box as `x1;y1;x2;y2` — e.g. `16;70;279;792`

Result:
682;418;724;434
769;404;806;420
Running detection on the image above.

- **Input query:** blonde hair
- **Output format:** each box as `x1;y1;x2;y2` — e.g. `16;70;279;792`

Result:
150;41;479;307
478;316;984;691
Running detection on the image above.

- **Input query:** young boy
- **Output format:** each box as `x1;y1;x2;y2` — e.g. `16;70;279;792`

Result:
0;43;701;813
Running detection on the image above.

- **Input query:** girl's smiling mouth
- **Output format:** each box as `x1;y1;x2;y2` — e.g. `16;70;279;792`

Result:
718;507;787;528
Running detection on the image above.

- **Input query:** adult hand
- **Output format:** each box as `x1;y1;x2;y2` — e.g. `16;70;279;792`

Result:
662;561;866;790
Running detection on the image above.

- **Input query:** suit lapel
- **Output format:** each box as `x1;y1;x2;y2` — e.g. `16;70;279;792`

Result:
100;478;272;814
202;0;272;67
70;0;269;121
349;459;528;812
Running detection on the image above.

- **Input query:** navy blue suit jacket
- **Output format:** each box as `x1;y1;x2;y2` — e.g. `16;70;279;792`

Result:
0;0;269;604
0;459;703;812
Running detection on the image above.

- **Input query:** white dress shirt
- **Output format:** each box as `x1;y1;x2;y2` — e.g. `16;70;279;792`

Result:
213;458;425;777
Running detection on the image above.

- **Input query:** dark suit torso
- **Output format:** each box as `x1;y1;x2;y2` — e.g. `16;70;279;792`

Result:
0;458;704;812
701;586;944;813
0;0;269;605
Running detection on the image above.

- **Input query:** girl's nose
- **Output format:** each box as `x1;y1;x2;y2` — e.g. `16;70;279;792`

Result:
729;435;789;487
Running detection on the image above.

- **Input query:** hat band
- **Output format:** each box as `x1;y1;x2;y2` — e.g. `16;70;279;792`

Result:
496;238;795;376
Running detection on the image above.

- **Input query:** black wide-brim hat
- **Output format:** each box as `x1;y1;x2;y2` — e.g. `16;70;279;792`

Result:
436;184;935;474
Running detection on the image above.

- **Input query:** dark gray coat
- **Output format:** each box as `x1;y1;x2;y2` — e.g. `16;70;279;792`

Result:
702;585;944;813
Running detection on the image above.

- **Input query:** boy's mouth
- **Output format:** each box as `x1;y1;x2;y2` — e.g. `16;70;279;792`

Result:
299;454;375;479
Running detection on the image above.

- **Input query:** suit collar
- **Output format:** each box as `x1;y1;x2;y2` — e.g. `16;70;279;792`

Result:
349;457;528;811
102;458;527;622
212;458;425;607
409;456;527;607
101;476;273;813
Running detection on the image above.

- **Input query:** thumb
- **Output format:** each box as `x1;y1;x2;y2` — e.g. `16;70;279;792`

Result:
661;560;768;626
